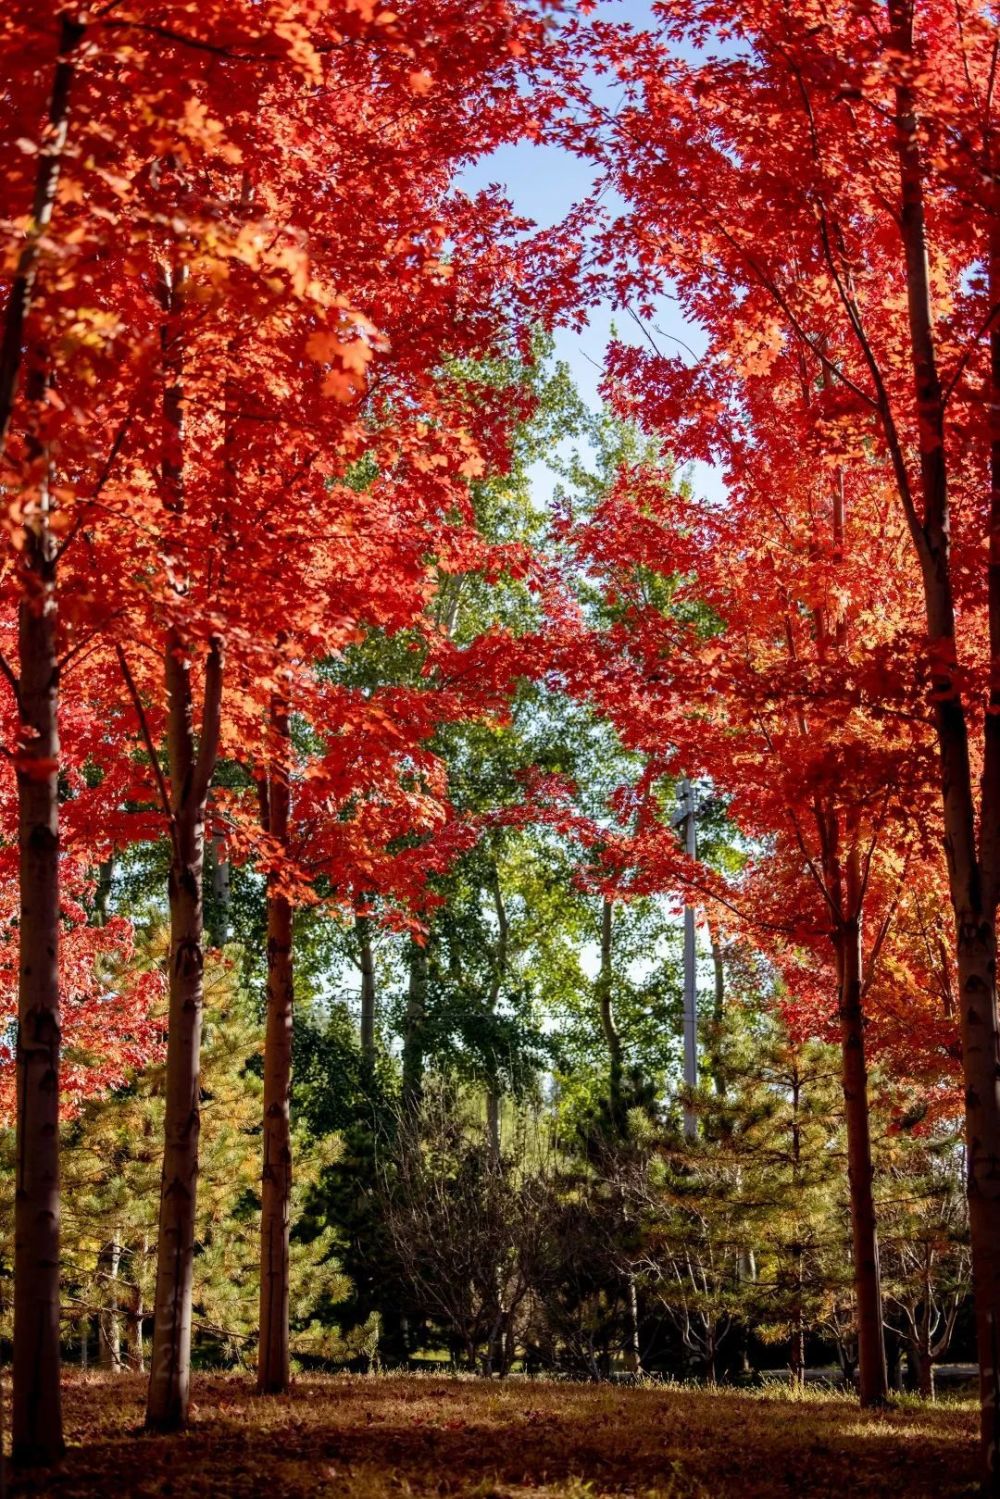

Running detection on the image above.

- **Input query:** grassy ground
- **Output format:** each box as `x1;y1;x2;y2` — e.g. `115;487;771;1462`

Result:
8;1372;980;1498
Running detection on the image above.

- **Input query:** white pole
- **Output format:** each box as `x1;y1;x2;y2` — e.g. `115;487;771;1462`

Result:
679;780;698;1139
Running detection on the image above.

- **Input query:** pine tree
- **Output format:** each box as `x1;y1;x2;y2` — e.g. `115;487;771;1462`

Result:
46;944;350;1372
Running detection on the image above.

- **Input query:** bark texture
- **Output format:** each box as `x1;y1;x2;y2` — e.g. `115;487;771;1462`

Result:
127;1233;149;1372
144;253;223;1429
791;448;887;1408
257;697;294;1396
98;1235;123;1372
885;4;1000;1480
596;897;624;1129
8;15;87;1465
144;635;223;1431
485;868;509;1167
402;937;428;1115
207;832;232;948
357;903;376;1063
13;522;63;1466
836;889;888;1408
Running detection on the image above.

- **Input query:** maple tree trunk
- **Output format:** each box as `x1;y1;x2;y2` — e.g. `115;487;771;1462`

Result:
12;522;64;1466
953;918;1000;1478
887;7;1000;1480
145;250;223;1428
7;19;85;1464
836;905;888;1408
258;698;293;1396
145;632;222;1430
145;792;206;1429
357;905;376;1063
790;1068;805;1390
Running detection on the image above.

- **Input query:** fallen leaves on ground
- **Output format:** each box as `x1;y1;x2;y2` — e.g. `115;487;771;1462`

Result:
7;1372;979;1498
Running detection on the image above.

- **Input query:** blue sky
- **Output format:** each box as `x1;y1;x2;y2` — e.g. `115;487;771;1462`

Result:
457;0;724;506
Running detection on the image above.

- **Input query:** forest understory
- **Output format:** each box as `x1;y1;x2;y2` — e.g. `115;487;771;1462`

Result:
7;1374;978;1499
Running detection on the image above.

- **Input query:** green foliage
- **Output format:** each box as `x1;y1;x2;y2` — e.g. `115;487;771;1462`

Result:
43;940;354;1368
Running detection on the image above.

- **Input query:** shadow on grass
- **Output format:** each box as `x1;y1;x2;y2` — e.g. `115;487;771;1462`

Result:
8;1373;981;1499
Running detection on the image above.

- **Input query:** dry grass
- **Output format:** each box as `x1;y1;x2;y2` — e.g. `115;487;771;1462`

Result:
8;1372;980;1498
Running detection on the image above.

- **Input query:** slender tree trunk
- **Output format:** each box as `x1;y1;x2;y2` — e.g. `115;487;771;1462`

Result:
486;1087;501;1166
833;1333;857;1387
597;897;624;1129
790;1322;805;1390
918;1349;936;1402
144;249;223;1429
145;775;206;1429
94;855;114;926
98;1235;122;1372
401;937;428;1115
128;1258;145;1374
679;782;698;1139
128;1233;149;1372
502;1315;517;1377
2;13;90;1447
127;1317;144;1373
7;26;82;1450
736;1254;755;1377
790;1066;805;1389
953;920;1000;1479
13;519;63;1465
886;7;1000;1478
207;832;231;948
144;640;222;1431
484;1315;504;1377
709;926;726;1097
485;868;509;1168
258;697;293;1396
836;882;888;1408
357;904;376;1063
624;1271;641;1376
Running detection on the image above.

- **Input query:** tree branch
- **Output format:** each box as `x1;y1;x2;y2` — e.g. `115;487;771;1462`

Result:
116;644;174;828
191;634;224;805
0;651;22;712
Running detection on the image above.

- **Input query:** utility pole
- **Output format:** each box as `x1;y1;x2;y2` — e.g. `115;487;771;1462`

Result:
678;780;698;1139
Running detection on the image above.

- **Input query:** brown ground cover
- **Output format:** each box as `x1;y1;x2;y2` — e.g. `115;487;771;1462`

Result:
7;1372;980;1498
